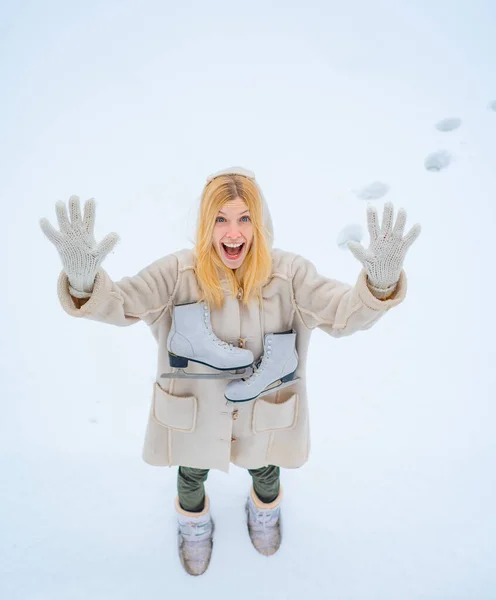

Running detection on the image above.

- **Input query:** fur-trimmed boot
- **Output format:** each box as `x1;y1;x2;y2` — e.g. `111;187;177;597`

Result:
246;486;283;556
175;496;213;576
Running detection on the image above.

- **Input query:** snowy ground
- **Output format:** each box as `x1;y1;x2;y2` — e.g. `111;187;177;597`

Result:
2;1;496;599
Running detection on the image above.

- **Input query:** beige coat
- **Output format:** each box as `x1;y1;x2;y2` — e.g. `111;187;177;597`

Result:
55;164;407;472
57;244;407;472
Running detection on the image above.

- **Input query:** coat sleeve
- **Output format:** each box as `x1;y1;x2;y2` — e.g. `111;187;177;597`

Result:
290;254;407;337
56;253;179;327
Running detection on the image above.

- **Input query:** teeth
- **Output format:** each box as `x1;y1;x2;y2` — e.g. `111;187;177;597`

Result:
223;242;243;248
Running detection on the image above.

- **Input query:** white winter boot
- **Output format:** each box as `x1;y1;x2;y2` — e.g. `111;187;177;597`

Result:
167;302;254;372
246;486;283;556
176;495;214;576
224;330;299;402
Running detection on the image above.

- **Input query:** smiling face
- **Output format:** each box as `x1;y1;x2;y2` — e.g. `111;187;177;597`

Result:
212;197;254;269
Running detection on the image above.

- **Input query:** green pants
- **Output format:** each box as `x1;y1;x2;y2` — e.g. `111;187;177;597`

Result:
178;465;280;513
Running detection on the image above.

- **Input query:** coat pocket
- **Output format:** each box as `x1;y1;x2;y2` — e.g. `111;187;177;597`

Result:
252;393;299;434
151;383;197;432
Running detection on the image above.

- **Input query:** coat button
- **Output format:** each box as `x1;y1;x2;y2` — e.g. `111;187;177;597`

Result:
232;410;239;420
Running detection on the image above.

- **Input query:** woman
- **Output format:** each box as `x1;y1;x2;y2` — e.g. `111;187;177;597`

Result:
40;166;420;576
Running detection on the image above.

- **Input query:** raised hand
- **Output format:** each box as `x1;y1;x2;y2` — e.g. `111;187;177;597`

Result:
40;196;119;297
347;202;421;293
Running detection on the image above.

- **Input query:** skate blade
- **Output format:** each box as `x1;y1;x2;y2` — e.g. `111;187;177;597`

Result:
225;377;301;403
161;367;254;380
258;377;300;398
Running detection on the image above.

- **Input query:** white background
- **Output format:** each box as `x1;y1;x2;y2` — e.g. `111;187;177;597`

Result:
1;1;495;598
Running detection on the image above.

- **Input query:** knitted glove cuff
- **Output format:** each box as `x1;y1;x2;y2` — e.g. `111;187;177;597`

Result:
68;284;93;299
366;278;398;299
67;271;97;298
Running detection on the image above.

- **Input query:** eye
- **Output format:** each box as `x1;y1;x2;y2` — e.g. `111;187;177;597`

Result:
240;215;251;222
216;217;225;223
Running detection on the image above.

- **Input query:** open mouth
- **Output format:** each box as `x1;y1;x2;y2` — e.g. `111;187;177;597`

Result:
222;242;245;261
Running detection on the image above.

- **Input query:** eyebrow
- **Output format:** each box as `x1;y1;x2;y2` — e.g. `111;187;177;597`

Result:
218;209;250;216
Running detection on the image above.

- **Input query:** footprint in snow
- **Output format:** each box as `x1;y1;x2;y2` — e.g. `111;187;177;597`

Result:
337;224;364;251
435;117;461;132
354;181;390;200
424;150;452;172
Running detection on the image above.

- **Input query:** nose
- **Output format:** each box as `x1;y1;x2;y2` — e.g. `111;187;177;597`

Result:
225;223;242;239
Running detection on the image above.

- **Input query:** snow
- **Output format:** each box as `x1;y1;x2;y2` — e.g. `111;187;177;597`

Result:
337;224;364;250
435;117;462;132
2;1;496;599
354;181;390;200
424;150;453;172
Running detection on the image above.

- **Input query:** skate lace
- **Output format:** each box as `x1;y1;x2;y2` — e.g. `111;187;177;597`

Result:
203;304;234;351
248;340;272;383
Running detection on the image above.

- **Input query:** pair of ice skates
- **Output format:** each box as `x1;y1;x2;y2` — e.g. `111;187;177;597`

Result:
161;301;299;402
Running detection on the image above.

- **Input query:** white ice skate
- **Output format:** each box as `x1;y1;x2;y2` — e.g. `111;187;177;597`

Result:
161;301;255;380
176;496;214;576
246;486;282;556
224;330;299;402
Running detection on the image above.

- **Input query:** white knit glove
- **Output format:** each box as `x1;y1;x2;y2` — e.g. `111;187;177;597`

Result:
40;196;119;298
347;202;421;298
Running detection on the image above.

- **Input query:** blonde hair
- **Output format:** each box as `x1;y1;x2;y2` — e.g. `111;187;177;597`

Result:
194;174;272;308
